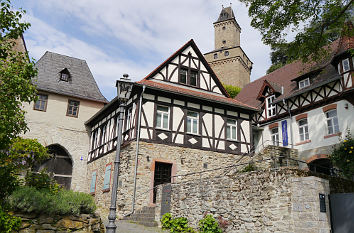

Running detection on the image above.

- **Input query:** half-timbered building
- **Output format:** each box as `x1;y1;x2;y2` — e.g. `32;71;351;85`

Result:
236;32;354;174
85;39;257;219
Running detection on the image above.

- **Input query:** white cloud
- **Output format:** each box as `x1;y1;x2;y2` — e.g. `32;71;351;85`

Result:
22;0;271;100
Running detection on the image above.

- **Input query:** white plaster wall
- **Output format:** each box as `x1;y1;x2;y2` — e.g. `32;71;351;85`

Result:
202;113;213;137
22;92;104;192
142;101;154;127
173;107;184;132
241;120;250;143
260;99;354;160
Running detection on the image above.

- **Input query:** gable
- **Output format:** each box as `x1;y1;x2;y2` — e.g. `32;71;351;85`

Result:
143;40;229;97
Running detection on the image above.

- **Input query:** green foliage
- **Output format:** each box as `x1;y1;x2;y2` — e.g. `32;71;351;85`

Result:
241;163;257;172
330;130;354;179
0;165;19;206
161;213;196;232
7;186;97;216
198;215;222;233
25;170;61;194
224;84;242;98
240;0;354;63
0;207;21;233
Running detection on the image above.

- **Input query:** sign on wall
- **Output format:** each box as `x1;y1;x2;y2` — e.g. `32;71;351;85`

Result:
282;120;288;146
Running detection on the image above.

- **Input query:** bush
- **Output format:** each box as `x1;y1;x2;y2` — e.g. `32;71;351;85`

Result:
241;163;257;172
199;215;222;233
224;84;242;98
330;130;354;179
7;186;96;216
0;207;21;233
25;170;61;194
161;213;196;232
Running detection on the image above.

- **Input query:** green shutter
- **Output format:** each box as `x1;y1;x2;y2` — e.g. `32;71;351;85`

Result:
90;171;97;193
103;165;112;190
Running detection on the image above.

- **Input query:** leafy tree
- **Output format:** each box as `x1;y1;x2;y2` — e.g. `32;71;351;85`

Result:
224;84;242;98
240;0;354;63
0;1;44;231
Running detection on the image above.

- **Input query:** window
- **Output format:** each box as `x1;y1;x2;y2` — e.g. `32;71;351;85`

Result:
102;164;112;191
222;26;226;30
271;127;279;146
326;109;339;135
298;78;310;89
190;71;197;86
226;119;237;140
67;99;80;117
59;68;70;82
179;69;187;84
298;118;309;141
342;58;350;72
179;68;198;87
90;171;97;193
34;94;48;111
266;95;276;117
156;106;169;130
224;51;229;56
187;111;198;134
214;53;218;59
222;40;226;44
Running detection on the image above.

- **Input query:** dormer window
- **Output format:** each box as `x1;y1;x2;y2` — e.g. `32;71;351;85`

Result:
298;78;310;89
266;95;276;118
60;68;70;82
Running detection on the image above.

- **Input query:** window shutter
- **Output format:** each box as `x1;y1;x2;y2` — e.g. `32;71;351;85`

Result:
90;171;97;193
103;165;112;190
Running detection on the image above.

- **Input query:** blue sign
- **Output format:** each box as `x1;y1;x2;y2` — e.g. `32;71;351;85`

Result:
282;120;288;146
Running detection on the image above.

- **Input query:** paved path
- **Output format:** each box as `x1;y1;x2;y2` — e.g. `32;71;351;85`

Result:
104;220;166;233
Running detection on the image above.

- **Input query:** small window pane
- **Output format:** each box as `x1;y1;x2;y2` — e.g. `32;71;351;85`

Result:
103;165;111;190
187;118;191;133
190;71;197;86
67;100;80;117
163;114;169;129
226;126;231;138
232;126;236;139
156;113;162;128
193;119;198;134
34;94;48;111
179;69;187;84
342;58;350;72
157;106;168;112
188;112;198;117
90;171;97;193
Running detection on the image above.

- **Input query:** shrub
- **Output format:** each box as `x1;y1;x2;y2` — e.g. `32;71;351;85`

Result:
224;84;242;98
7;186;96;215
330;130;354;179
161;213;195;232
0;207;21;233
241;163;257;172
199;215;222;233
25;170;61;194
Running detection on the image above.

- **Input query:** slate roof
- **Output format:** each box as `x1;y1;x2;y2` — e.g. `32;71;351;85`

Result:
216;6;235;23
236;35;353;108
34;51;108;103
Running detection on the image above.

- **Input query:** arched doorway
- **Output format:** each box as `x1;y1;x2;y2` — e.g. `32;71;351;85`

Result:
38;144;73;189
308;158;333;176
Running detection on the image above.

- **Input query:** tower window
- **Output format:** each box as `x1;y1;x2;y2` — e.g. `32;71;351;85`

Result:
222;40;226;44
214;53;218;59
224;51;229;56
222;26;226;30
67;99;80;117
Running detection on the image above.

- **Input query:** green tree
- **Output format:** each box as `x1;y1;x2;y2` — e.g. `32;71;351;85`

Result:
240;0;354;63
224;84;242;98
0;1;43;231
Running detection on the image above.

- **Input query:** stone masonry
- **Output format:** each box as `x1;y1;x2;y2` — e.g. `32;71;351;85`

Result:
86;141;250;221
155;168;331;233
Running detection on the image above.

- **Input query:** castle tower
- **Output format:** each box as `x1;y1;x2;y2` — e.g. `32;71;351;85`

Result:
204;6;252;88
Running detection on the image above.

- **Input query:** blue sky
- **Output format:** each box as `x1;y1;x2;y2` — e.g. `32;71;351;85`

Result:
13;0;271;101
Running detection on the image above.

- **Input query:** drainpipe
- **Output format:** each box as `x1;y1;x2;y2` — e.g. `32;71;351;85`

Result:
125;85;145;217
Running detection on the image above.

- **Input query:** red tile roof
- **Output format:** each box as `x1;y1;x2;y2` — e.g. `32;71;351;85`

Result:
137;79;257;111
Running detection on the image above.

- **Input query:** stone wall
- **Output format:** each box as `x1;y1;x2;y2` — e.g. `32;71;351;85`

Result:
252;145;299;169
155;168;331;233
86;141;250;221
14;213;104;233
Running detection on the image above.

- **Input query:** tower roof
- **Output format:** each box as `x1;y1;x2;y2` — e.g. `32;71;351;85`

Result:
216;6;235;23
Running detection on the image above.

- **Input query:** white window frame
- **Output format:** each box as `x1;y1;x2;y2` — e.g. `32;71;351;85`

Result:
298;118;309;142
271;127;279;146
156;105;169;130
298;78;310;89
186;111;199;135
325;109;339;135
266;95;276;118
342;58;350;72
226;119;237;140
